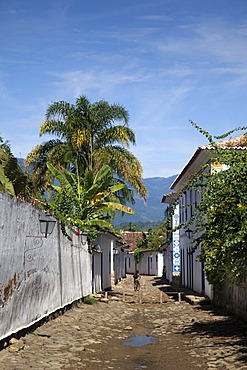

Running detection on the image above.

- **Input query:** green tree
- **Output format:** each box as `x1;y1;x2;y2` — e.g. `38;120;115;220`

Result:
194;134;247;286
136;224;167;250
0;135;14;195
134;223;167;262
169;122;247;286
26;96;146;200
47;163;135;240
0;134;30;197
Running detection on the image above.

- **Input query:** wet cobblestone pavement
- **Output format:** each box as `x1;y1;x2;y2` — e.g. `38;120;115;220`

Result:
0;275;247;369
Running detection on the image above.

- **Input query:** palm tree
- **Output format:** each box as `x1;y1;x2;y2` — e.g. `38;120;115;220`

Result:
26;96;146;199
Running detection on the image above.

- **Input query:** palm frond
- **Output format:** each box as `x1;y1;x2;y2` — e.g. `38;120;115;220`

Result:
97;126;136;147
46;101;74;120
40;120;66;138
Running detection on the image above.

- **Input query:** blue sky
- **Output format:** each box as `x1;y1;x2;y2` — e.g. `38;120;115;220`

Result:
1;0;247;178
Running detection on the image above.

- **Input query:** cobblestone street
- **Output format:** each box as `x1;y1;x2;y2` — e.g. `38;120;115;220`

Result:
0;275;247;370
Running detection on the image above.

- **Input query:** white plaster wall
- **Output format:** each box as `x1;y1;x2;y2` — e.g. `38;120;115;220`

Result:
156;253;163;276
138;252;163;276
0;192;91;341
93;252;102;293
59;234;91;303
192;247;203;293
163;246;173;282
180;239;189;288
180;235;212;298
204;278;213;299
93;233;113;292
113;251;122;283
121;251;127;278
125;253;135;274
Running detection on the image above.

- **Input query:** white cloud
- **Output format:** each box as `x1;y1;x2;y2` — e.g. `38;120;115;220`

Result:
49;67;152;99
154;19;247;67
2;0;247;179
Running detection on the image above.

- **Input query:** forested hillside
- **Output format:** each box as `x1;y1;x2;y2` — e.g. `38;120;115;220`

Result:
114;175;177;226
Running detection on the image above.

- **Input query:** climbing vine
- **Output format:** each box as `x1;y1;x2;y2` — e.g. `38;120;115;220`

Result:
168;122;247;287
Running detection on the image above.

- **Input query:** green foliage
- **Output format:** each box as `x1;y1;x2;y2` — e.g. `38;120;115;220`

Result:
0;135;11;153
115;221;162;231
26;95;146;200
83;295;99;305
47;163;134;240
0;134;31;197
136;224;167;250
134;247;148;263
195;145;247;286
134;222;167;262
168;122;247;287
0;139;15;196
0;161;15;196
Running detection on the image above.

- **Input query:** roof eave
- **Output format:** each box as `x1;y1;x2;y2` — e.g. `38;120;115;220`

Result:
171;148;212;192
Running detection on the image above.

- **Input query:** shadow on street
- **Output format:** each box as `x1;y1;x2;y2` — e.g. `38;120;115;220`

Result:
153;276;247;365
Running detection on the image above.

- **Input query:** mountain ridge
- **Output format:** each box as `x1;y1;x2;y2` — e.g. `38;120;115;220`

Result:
114;174;177;225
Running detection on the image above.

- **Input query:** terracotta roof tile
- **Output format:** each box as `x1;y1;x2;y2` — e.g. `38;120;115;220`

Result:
200;133;247;150
120;231;146;252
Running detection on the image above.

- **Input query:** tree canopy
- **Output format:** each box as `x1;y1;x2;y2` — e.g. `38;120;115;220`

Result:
0;134;30;197
47;163;134;239
134;222;167;262
26;95;146;199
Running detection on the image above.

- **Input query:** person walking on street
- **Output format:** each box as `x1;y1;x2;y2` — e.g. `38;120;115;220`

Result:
133;270;141;291
162;265;167;280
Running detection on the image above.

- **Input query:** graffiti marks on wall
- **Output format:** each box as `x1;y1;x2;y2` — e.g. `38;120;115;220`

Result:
24;236;44;264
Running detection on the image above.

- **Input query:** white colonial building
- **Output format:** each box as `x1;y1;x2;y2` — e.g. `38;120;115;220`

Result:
163;134;247;299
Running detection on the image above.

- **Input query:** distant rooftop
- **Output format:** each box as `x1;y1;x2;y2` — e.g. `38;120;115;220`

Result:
120;231;146;252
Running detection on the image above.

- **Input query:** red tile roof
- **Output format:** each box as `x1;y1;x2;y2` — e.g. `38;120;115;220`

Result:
120;231;146;252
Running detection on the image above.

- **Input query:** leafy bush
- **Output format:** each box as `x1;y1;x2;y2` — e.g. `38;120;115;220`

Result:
83;295;99;305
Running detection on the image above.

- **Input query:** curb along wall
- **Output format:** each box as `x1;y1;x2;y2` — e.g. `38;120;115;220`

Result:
0;192;91;341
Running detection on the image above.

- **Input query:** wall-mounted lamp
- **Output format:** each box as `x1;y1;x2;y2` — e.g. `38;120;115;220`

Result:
88;244;102;254
113;248;120;255
39;213;56;238
185;228;193;239
80;231;89;246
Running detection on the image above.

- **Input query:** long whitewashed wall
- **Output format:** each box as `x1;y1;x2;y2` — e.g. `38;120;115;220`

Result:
0;192;91;341
214;281;247;321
